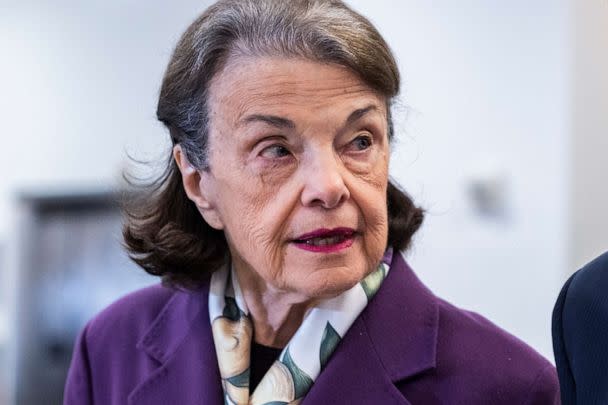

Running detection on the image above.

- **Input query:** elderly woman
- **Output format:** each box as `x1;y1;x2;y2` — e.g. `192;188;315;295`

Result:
65;1;559;404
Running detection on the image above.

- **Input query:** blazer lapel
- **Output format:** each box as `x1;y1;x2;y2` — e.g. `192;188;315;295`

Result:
128;281;224;405
303;253;439;404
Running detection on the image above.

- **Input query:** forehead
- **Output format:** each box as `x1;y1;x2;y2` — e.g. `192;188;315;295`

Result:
207;56;386;125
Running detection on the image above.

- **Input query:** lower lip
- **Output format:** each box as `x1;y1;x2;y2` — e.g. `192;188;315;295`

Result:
292;235;355;253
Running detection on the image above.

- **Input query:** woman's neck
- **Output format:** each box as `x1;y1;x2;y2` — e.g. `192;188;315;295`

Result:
234;266;318;348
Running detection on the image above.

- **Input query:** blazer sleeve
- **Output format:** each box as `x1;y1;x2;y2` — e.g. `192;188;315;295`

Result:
63;323;94;405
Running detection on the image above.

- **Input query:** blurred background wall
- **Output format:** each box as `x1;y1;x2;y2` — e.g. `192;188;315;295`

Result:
570;0;608;272
0;0;606;404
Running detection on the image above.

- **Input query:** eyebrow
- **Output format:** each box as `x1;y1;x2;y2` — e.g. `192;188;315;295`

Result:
240;114;296;129
344;105;380;126
239;104;381;130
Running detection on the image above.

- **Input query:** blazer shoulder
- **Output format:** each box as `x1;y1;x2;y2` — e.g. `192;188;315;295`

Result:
65;283;181;404
434;298;559;402
85;283;177;348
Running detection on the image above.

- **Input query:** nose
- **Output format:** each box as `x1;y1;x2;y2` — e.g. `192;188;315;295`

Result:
300;152;350;209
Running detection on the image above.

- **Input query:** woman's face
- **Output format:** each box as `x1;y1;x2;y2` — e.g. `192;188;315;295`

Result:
192;56;389;300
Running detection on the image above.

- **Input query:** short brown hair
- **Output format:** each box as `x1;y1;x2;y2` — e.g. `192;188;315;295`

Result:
123;0;424;289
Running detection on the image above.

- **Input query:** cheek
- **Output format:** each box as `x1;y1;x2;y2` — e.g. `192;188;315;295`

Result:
363;199;389;250
216;174;300;269
360;201;389;274
350;167;389;253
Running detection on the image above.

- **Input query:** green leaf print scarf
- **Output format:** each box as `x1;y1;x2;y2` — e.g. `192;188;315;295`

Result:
208;250;392;405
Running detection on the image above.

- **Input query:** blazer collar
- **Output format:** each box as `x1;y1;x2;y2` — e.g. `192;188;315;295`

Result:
303;253;439;404
136;286;205;364
130;253;438;404
364;252;439;381
129;278;224;405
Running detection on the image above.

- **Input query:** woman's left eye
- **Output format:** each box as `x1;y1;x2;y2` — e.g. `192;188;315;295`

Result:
349;134;373;151
259;144;291;159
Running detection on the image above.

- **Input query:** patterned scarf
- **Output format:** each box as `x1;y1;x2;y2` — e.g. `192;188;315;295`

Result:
208;250;392;405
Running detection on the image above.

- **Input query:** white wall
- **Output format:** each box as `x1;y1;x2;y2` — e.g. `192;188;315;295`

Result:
570;0;608;270
348;0;571;359
0;0;210;239
0;0;598;376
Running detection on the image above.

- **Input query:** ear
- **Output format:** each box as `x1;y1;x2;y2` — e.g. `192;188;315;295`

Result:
173;145;225;230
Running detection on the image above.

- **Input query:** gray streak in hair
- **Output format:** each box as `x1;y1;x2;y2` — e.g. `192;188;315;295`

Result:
157;0;400;170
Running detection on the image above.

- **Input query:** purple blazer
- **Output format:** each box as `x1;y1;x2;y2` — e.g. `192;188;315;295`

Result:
64;254;559;404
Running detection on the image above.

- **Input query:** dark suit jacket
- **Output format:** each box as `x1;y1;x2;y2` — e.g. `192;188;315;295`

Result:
65;253;559;404
553;251;608;404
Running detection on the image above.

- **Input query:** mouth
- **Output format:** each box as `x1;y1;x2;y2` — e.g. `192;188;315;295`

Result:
291;227;357;253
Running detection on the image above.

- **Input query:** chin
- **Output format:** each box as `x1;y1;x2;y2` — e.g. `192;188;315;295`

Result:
292;265;367;300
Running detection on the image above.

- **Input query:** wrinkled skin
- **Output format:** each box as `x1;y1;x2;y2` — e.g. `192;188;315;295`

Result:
176;56;390;345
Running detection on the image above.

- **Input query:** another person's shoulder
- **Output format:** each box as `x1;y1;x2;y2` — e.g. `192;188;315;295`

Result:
555;250;608;364
553;251;608;404
563;251;608;311
434;298;558;403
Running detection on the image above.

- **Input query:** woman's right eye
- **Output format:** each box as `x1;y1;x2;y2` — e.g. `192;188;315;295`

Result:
259;144;291;159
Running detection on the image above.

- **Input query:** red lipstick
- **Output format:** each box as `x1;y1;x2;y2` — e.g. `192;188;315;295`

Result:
292;227;356;253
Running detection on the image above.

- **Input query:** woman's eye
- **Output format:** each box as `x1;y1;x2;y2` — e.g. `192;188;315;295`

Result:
350;134;373;151
259;144;291;159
